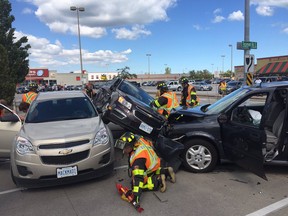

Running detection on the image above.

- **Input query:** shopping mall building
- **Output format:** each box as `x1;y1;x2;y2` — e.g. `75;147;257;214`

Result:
25;55;288;86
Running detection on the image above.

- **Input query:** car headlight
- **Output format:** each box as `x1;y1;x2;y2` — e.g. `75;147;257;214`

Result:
16;136;35;155
118;96;132;110
93;127;109;146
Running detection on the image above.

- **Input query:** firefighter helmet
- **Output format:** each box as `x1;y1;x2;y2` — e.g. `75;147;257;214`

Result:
179;77;189;84
115;132;137;149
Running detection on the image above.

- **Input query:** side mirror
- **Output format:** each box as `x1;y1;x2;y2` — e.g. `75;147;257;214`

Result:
217;113;228;124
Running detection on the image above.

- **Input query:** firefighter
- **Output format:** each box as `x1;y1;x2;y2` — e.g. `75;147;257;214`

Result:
219;80;227;96
22;83;38;104
85;83;96;99
115;132;176;206
179;77;199;108
150;82;179;118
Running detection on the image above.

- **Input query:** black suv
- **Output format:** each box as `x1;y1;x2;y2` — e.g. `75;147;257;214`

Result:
94;78;288;180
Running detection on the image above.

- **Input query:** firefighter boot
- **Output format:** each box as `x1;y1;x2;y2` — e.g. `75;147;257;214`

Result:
160;174;166;193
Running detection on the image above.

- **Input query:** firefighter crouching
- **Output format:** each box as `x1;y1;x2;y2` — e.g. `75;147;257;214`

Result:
115;132;176;207
179;77;200;108
150;82;179;118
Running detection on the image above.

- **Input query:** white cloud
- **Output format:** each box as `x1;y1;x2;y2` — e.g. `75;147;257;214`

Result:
256;5;274;16
26;0;177;39
22;8;34;14
193;24;201;30
228;10;244;21
112;25;151;40
213;8;222;14
283;27;288;34
14;31;132;69
251;0;288;16
212;15;225;23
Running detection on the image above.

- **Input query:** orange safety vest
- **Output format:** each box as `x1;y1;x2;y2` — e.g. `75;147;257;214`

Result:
22;92;38;104
130;138;161;175
156;92;179;117
185;85;200;107
220;82;227;91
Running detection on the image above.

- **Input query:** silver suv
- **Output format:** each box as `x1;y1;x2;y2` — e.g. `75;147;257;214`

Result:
10;91;114;188
166;80;182;91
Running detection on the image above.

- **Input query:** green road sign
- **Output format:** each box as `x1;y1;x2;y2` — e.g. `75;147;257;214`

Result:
242;41;257;49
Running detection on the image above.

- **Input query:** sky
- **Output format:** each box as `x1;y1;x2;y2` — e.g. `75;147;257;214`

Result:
9;0;288;75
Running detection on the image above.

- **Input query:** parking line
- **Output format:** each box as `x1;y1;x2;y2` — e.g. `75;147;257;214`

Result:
0;188;26;195
246;197;288;216
114;165;128;170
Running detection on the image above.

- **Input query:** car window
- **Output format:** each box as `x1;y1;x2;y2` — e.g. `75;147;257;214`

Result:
26;97;97;123
118;81;154;105
231;93;268;127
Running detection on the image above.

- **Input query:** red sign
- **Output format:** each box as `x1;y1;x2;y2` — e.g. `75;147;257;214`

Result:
76;76;81;81
28;69;49;77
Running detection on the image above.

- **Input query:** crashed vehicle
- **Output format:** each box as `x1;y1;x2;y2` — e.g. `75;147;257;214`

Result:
94;78;288;180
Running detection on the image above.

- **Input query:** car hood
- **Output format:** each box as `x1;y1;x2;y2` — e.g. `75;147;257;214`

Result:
168;105;208;123
20;117;102;145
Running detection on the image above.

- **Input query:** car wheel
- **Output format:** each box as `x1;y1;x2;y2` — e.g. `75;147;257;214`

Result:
181;139;218;173
200;87;204;91
177;87;182;91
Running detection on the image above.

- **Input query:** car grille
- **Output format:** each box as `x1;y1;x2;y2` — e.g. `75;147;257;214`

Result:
38;139;90;149
41;150;90;165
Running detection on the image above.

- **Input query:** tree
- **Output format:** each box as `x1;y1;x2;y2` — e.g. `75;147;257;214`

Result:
0;0;30;105
164;67;171;75
0;45;15;104
117;66;137;79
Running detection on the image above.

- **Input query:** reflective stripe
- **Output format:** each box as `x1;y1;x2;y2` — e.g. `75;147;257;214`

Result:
133;186;139;193
132;169;145;176
142;176;154;190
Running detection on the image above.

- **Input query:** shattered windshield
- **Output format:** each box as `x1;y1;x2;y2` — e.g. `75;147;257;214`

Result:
204;87;250;115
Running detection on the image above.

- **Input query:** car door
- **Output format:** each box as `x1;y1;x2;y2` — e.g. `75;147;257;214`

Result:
219;92;270;180
0;104;22;158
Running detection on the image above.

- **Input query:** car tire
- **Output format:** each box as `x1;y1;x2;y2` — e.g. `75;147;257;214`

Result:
177;87;182;91
10;168;17;185
181;139;218;173
200;87;204;91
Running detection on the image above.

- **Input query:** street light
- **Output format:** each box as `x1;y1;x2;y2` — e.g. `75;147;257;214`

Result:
228;44;233;78
221;55;225;74
70;6;85;85
146;54;151;74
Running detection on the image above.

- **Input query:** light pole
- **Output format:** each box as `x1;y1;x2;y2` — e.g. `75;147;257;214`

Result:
229;44;233;78
70;6;85;85
221;55;225;75
146;54;151;74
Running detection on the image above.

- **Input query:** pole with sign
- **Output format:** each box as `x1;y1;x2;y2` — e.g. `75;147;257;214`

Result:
244;54;254;86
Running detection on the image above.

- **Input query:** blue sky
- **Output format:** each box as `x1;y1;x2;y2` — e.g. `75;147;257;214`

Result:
10;0;288;75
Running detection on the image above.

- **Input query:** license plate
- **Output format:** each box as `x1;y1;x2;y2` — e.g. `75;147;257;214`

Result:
139;122;153;134
57;166;78;178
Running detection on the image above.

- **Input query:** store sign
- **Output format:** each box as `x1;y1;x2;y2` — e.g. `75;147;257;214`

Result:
28;69;49;77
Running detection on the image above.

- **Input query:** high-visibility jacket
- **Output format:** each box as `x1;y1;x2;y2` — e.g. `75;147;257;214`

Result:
22;91;37;104
154;92;179;118
219;82;227;91
185;85;200;107
129;138;161;202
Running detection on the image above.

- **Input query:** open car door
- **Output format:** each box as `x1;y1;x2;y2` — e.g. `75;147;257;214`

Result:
220;88;288;180
219;91;270;180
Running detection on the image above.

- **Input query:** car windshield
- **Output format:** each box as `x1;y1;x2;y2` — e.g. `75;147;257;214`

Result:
204;87;250;114
118;80;154;106
26;97;97;123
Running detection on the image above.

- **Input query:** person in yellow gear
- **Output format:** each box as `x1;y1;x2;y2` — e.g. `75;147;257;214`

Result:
22;83;38;104
150;82;179;118
115;132;176;206
179;77;200;108
219;80;227;96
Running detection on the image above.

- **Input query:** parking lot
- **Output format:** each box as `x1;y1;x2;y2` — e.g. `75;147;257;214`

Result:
1;87;288;216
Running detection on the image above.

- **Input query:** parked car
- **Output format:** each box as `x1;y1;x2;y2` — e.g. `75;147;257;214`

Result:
258;76;278;83
194;81;213;91
219;81;243;95
166;80;182;91
94;78;288;180
0;103;22;158
10;91;114;188
16;86;29;94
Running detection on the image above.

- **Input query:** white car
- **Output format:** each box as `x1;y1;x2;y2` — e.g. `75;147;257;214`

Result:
10;91;115;188
166;80;182;91
0;104;22;158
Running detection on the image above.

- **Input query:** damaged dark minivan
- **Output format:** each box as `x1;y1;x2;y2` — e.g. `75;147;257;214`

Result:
94;78;288;180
